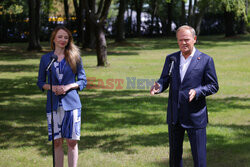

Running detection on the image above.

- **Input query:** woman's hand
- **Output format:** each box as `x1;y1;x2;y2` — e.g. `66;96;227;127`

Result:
51;85;60;95
53;85;67;95
53;83;79;95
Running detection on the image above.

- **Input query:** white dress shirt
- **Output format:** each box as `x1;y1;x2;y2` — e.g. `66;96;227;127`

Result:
180;47;196;82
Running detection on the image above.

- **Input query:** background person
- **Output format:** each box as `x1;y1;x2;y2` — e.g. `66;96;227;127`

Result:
37;26;87;167
150;25;219;167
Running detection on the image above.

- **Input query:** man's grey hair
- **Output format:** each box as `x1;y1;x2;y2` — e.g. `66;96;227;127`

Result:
176;25;196;38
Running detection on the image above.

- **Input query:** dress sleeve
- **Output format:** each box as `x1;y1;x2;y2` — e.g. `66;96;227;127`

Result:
75;57;87;91
37;55;47;91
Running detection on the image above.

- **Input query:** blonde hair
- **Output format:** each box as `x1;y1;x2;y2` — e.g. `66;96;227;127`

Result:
176;25;196;38
50;26;80;74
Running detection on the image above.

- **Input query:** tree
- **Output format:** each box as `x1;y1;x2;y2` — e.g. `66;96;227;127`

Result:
194;0;209;35
238;0;248;34
184;0;209;35
166;0;173;35
188;0;193;25
73;0;85;46
181;0;186;25
213;0;247;37
84;0;112;66
147;0;158;35
64;0;70;26
84;0;96;49
115;0;126;42
0;1;26;42
156;0;177;36
134;0;144;36
27;0;42;51
126;0;134;36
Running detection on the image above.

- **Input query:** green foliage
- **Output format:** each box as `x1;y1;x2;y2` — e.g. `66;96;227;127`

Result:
197;0;210;9
4;4;23;15
41;0;54;16
0;0;25;15
108;1;119;19
213;0;247;21
247;14;250;32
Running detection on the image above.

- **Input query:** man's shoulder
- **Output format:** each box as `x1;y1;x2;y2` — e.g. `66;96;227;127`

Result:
196;49;212;60
168;51;180;56
166;51;180;59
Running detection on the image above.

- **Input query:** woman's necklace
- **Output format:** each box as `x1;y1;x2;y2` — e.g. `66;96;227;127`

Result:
59;58;66;74
57;55;65;62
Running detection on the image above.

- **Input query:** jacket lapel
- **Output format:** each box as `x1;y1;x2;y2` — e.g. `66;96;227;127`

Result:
175;52;181;86
170;52;181;87
182;49;201;83
51;61;59;82
49;52;59;83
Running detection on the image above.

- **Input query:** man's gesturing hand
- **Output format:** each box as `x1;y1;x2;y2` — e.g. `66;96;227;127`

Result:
150;82;160;95
189;89;196;102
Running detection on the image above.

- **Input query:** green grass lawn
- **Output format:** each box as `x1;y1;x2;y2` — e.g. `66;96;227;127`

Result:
0;35;249;167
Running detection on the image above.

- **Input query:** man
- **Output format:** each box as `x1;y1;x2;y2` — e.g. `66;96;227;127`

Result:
150;25;219;167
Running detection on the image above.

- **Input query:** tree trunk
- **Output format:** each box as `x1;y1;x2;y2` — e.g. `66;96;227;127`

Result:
73;0;81;45
238;19;246;34
192;0;197;27
156;17;161;35
160;18;167;36
79;0;85;47
166;1;172;36
35;0;41;47
96;25;108;66
0;15;7;42
181;0;186;25
64;0;70;27
135;0;143;36
84;0;96;49
127;7;133;35
150;0;157;35
115;0;126;42
188;0;193;25
194;1;208;36
238;0;248;34
84;0;111;66
73;0;85;47
195;10;205;36
192;0;197;16
27;0;42;51
224;11;235;37
85;21;96;49
136;8;141;35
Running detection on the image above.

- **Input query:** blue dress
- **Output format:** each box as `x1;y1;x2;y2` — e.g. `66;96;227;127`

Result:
46;58;81;141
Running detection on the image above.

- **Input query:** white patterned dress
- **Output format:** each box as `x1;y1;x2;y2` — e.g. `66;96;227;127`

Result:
47;58;81;141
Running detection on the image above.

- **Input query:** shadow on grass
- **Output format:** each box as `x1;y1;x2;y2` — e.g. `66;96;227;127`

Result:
81;90;167;132
0;64;39;72
207;96;250;111
0;78;249;166
206;124;250;167
79;132;169;154
106;34;250;52
81;50;140;57
1;34;249;61
0;45;49;61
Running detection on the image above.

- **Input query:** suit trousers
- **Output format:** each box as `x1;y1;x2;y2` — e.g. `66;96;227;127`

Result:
168;124;207;167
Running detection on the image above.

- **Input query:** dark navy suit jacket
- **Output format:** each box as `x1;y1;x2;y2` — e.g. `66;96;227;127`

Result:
37;52;87;113
157;49;219;128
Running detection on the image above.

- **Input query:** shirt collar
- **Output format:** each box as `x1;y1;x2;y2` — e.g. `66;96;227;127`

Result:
180;47;196;59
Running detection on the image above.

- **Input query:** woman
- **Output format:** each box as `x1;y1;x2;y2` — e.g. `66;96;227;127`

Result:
37;26;87;167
